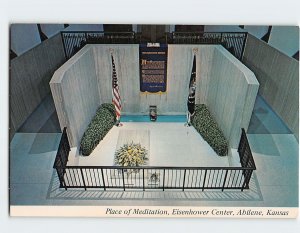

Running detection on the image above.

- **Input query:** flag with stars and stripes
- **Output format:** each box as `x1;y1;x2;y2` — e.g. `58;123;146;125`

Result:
111;55;122;120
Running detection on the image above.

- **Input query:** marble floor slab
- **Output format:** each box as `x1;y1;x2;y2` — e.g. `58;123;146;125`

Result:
67;123;229;168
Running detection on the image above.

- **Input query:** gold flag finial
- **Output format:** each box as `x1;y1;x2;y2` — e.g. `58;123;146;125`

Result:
109;48;114;54
193;48;198;55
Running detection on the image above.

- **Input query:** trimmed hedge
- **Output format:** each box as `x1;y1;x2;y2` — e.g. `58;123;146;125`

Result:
191;104;228;156
100;103;116;121
80;103;116;156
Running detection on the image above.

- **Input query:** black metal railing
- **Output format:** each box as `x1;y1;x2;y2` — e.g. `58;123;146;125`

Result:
61;31;136;59
171;32;247;60
61;31;247;61
53;128;256;192
237;128;256;189
57;166;255;192
53;127;70;187
135;32;171;44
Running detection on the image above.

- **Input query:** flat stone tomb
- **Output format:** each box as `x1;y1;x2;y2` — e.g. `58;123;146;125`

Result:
67;122;230;168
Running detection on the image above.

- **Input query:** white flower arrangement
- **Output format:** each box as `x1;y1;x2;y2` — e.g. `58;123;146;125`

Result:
115;142;148;167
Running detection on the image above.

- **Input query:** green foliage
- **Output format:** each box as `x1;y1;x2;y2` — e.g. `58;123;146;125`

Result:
80;103;116;156
101;103;117;121
115;142;148;167
191;104;228;156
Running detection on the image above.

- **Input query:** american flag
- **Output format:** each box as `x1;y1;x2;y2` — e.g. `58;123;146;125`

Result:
111;55;121;119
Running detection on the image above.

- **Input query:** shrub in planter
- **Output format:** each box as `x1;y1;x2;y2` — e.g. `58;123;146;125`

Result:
101;103;117;121
191;104;228;156
80;103;116;156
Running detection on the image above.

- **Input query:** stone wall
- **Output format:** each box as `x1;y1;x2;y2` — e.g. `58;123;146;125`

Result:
51;44;258;148
243;34;299;140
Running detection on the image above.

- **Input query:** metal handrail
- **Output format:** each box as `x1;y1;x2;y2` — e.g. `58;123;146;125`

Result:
172;31;247;34
63;165;255;170
61;31;135;34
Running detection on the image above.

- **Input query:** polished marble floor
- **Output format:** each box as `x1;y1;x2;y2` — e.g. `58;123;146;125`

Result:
67;123;229;167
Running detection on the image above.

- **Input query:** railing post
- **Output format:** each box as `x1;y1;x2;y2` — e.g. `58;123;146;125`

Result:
142;168;145;191
85;32;88;43
240;32;248;60
241;170;247;191
62;170;67;191
80;168;87;191
241;169;253;191
182;169;186;191
56;167;67;190
202;170;207;191
101;168;106;191
238;129;246;164
246;170;253;189
122;168;126;191
163;169;165;191
222;170;229;192
61;32;68;60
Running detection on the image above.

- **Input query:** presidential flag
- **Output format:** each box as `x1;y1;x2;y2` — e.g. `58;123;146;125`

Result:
189;55;196;90
111;55;122;122
186;55;196;126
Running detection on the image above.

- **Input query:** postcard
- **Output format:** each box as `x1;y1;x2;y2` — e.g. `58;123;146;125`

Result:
9;24;299;218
